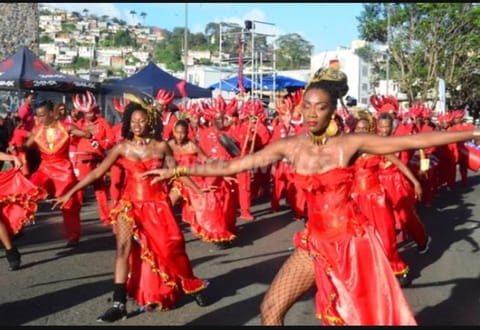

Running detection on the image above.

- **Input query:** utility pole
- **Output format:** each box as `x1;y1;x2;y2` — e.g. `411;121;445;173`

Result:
386;3;391;95
184;3;188;81
219;23;223;93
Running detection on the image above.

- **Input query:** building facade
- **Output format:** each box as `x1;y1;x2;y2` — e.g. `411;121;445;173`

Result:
310;41;371;108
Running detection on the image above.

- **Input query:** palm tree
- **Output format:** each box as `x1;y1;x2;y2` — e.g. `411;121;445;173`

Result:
82;8;89;18
129;10;137;25
140;12;147;26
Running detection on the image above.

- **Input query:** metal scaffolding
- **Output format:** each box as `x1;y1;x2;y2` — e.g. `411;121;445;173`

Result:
218;20;277;105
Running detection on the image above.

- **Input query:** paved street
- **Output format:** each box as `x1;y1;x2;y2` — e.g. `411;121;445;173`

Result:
1;173;480;326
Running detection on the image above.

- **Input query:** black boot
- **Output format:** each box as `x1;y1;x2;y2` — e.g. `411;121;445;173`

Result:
6;247;21;271
96;301;127;323
190;290;211;307
396;272;412;288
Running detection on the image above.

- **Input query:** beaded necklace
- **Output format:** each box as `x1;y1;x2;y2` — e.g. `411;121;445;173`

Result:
133;138;151;146
306;131;328;145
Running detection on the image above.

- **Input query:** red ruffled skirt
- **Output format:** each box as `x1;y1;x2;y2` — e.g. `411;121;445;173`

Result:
0;169;47;235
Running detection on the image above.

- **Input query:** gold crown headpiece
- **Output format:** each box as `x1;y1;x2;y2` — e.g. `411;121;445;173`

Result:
306;61;349;98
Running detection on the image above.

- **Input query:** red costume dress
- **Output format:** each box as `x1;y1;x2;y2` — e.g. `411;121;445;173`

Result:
378;156;429;247
161;111;178;141
409;123;439;206
73;115;115;224
293;168;416;325
172;152;236;242
108;157;208;309
28;121;83;243
0;169;47;236
197;125;238;242
225;120;253;219
394;120;417;166
8;124;31;177
351;154;409;277
108;122;124;203
269;122;306;218
448;119;475;187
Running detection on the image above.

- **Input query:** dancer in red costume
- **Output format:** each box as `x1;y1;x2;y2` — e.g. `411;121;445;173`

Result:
376;112;432;254
448;109;475;187
53;94;210;323
168;119;236;248
0;152;47;270
350;109;412;287
155;89;178;141
21;100;91;247
109;96;128;204
408;104;439;207
270;95;307;219
142;65;480;325
230;98;271;220
17;90;36;131
245;100;272;200
178;101;204;143
195;98;240;248
435;112;457;190
71;91;115;225
8;115;32;177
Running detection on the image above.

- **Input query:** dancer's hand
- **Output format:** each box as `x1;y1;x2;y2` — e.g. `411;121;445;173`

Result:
413;182;423;201
140;168;174;184
201;185;217;193
11;156;23;170
224;176;238;185
50;195;71;210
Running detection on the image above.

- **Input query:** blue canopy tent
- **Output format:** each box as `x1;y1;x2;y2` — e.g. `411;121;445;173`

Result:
209;74;305;92
101;61;212;99
208;75;253;92
258;74;306;91
0;45;98;92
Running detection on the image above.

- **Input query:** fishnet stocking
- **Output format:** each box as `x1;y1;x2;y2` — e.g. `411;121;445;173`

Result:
113;215;133;283
260;248;316;325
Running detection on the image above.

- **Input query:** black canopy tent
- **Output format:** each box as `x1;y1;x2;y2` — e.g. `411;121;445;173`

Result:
0;46;98;93
101;61;212;99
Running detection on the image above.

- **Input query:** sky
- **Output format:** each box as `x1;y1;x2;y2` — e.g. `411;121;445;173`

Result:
42;2;365;53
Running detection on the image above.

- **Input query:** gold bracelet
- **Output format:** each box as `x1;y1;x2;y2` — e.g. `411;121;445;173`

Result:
178;166;188;177
173;166;188;178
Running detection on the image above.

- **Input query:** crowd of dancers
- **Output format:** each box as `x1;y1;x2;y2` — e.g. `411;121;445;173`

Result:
1;61;479;325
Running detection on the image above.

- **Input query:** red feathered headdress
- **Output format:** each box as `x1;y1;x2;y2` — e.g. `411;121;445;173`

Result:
370;94;399;115
155;89;175;106
274;96;294;116
72;90;97;113
199;96;227;123
112;95;130;114
239;98;267;123
225;97;239;117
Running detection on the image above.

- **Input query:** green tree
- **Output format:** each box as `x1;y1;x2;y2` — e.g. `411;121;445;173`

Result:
112;30;137;47
60;23;76;33
274;33;313;70
39;35;54;44
357;3;480;105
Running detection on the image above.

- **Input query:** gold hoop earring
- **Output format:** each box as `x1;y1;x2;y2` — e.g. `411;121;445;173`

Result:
325;115;338;137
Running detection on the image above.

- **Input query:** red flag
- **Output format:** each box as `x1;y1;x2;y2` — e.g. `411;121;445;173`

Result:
238;36;245;96
176;79;187;98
